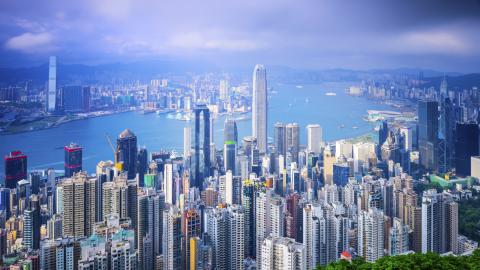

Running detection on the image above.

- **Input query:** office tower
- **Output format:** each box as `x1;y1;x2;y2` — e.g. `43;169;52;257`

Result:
323;146;335;185
64;143;82;177
418;100;439;172
274;123;287;158
421;190;458;254
252;64;268;153
286;123;300;163
116;129;138;180
335;140;353;159
223;118;238;143
285;193;302;243
223;140;236;175
353;142;376;174
47;56;56;112
4;151;27;189
0;188;11;220
381;131;400;164
400;126;413;152
260;236;306;270
270;196;285;238
438;97;455;173
242;180;256;258
29;172;40;195
184;126;191;159
183;208;201;270
102;177;128;219
378;121;389;149
455;123;479;176
127;180;138;242
61;172;96;238
0;229;6;265
23;194;41;250
333;163;349;186
163;205;182;270
194;104;211;189
307;124;323;154
357;208;385;262
471;156;480;179
389;217;409;255
137;147;148;187
16;179;31;213
63;86;90;112
164;163;175;205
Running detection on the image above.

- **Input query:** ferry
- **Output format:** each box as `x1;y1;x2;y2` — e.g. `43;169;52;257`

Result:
296;85;304;89
325;92;337;96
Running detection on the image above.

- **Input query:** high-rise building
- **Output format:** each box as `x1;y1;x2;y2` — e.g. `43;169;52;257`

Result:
242;180;256;258
64;143;82;177
274;123;287;158
23;194;41;250
116;129;138;180
193;104;211;189
418;100;439;172
223;119;238;144
260;236;306;270
438;97;455;173
357;208;385;262
389;217;409;255
323;147;335;185
307;124;322;154
286;123;300;163
164;163;175;205
455;122;479;177
219;79;229;100
61;172;96;238
4;151;27;189
47;56;57;112
421;189;458;254
224;141;236;175
63;86;90;113
163;205;182;270
40;238;81;270
102;177;128;219
252;64;268;154
183;208;201;270
136;147;148;188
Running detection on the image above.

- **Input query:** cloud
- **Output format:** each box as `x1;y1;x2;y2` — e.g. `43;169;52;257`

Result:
394;30;470;54
168;32;268;52
4;32;54;53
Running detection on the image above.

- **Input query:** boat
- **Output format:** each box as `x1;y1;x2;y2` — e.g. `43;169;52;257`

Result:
352;126;358;129
296;85;303;89
325;92;337;96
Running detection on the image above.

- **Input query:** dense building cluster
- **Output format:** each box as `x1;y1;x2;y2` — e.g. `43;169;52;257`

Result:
1;65;479;270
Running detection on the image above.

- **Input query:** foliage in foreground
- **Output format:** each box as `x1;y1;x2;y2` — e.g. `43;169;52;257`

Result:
317;250;480;270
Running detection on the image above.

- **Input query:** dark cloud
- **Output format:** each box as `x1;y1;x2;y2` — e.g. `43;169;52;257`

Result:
0;0;479;71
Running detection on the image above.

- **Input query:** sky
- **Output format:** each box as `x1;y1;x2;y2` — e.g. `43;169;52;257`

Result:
1;0;479;72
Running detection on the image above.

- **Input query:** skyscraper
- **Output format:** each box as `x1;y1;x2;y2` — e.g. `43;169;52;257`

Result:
47;56;56;112
260;236;306;270
4;151;27;189
421;189;458;254
163;205;182;270
223;141;236;174
194;104;211;189
455;122;479;177
286;123;300;163
357;208;385;262
418;100;439;172
223;118;238;144
116;129;138;180
184;126;191;159
307;124;323;154
62;86;90;113
64;143;82;177
274;123;286;158
252;64;267;153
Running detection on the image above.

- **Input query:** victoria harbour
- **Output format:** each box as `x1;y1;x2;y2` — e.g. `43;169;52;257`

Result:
0;82;391;177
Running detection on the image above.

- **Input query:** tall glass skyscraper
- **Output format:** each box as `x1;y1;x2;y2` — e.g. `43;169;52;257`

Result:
194;104;210;189
116;129;138;180
418;100;439;172
252;64;267;154
47;56;56;112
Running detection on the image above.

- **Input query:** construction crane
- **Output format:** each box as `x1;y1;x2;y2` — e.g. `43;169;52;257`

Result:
104;132;119;164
